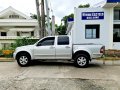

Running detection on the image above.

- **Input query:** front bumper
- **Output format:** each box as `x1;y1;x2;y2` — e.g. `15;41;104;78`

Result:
13;52;16;60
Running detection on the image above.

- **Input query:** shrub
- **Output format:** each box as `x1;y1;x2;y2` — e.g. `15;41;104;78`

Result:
2;37;39;58
10;37;39;50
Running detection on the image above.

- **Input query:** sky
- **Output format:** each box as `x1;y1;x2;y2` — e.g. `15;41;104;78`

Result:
0;0;102;25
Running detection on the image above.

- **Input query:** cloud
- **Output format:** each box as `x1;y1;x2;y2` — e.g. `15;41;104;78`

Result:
0;0;102;25
0;0;36;15
50;0;86;24
50;0;101;25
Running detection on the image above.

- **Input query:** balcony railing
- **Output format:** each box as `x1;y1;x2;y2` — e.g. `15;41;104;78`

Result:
0;36;39;39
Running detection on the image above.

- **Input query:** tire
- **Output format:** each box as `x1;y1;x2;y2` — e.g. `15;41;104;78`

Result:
74;54;89;68
17;53;31;67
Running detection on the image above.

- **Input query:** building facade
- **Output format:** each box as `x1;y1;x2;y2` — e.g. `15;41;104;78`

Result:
0;6;39;49
68;0;120;50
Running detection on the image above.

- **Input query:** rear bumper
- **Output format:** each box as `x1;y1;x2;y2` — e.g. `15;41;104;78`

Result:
92;53;103;59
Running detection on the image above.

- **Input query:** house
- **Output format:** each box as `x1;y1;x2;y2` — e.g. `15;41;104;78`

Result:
0;6;39;49
67;0;120;50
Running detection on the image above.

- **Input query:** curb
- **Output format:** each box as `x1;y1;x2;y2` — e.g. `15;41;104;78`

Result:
95;59;120;65
0;58;15;62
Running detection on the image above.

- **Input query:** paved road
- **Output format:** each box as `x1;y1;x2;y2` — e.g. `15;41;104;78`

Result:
0;60;120;90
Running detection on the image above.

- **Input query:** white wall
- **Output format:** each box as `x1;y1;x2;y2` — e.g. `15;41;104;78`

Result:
34;26;39;38
7;30;16;36
1;11;25;19
73;7;113;49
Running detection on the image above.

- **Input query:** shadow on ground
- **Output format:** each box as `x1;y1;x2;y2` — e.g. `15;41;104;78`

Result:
30;60;102;68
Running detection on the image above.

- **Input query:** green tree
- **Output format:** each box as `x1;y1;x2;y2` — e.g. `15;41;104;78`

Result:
30;13;37;19
78;4;90;8
56;4;90;35
61;13;74;27
61;4;90;26
56;24;66;35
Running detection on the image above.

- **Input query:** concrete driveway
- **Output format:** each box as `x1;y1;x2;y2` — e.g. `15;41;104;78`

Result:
0;60;120;90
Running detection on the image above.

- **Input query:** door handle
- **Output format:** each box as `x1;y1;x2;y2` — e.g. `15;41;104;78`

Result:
65;46;70;48
50;46;55;49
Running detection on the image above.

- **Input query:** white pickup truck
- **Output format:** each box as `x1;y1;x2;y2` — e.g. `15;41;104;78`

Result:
13;35;105;68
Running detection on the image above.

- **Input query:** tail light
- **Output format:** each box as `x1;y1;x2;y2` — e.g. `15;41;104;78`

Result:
100;46;105;54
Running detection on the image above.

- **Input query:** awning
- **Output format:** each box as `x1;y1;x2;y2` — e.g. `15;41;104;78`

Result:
107;0;120;3
10;28;35;32
103;0;120;8
94;0;120;8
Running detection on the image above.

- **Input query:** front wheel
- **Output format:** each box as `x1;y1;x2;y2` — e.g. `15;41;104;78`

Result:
17;54;31;67
74;54;89;68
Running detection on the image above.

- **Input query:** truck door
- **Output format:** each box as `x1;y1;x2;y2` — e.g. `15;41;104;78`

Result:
55;36;72;59
33;37;55;59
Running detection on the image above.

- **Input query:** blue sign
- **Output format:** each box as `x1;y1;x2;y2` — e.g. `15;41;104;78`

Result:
107;0;120;3
82;12;104;20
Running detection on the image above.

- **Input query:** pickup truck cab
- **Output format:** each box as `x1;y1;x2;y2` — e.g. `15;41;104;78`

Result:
13;35;105;68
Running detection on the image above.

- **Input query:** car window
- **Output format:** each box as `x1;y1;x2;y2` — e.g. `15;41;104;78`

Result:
58;36;69;45
37;37;55;46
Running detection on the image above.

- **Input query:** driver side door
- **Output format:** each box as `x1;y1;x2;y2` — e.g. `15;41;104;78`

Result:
33;37;55;59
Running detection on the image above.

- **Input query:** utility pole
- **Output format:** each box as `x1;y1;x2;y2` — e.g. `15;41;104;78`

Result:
52;15;55;35
41;0;46;37
35;0;41;38
45;0;52;36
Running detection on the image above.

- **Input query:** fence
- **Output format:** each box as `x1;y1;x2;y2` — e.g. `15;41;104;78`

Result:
105;49;120;57
0;37;39;58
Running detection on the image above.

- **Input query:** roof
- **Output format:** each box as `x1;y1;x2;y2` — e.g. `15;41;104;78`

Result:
0;6;31;19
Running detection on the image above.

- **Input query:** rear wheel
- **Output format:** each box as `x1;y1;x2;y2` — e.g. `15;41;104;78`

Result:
17;53;31;67
74;54;89;68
